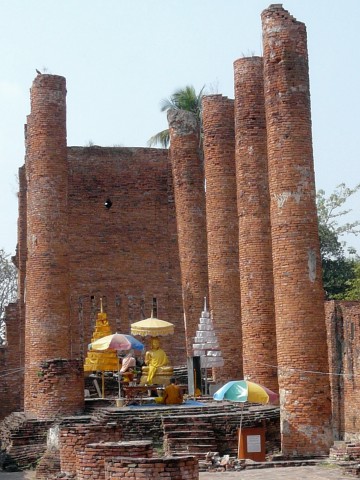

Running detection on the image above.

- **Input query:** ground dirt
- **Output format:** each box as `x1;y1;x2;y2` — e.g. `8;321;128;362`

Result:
0;465;357;479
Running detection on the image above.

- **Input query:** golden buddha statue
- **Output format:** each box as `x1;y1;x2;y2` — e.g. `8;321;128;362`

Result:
140;336;173;385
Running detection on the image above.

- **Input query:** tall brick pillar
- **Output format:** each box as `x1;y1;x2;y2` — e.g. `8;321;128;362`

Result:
24;74;84;419
233;57;278;392
16;165;27;410
202;95;242;381
262;6;332;455
167;109;209;355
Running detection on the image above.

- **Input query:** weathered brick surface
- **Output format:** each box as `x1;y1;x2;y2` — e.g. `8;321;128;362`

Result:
65;146;185;364
24;75;83;418
35;448;60;480
262;5;332;455
0;166;29;422
60;423;122;475
233;57;278;392
330;441;360;461
168;109;209;354
105;455;198;480
326;301;360;443
202;94;242;381
76;441;153;480
0;413;52;469
35;359;84;420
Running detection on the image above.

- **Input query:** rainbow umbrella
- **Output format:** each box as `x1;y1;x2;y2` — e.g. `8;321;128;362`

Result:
213;380;278;404
213;380;278;458
89;333;144;352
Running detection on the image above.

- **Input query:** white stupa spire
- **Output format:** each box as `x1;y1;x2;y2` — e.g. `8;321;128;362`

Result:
192;297;224;368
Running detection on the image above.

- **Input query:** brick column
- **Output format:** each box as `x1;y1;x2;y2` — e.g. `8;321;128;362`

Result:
202;95;242;381
24;74;84;418
262;5;332;455
168;109;209;355
233;57;278;392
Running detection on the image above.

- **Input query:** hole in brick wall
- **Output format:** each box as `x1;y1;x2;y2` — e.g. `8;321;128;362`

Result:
104;198;112;209
152;297;158;318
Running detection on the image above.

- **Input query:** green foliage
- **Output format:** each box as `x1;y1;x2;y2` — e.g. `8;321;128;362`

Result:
147;128;171;149
317;183;360;246
317;183;360;300
321;256;357;300
341;261;360;300
148;85;205;148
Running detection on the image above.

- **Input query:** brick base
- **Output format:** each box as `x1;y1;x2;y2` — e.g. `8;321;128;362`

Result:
105;456;198;480
76;441;153;480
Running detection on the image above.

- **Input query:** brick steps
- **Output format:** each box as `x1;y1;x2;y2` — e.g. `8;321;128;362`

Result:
162;415;218;460
1;402;280;470
165;431;211;439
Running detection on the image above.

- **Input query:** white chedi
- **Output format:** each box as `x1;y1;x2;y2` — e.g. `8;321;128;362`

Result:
192;298;224;368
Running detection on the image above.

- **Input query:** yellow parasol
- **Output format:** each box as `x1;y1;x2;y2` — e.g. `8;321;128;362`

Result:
131;312;174;337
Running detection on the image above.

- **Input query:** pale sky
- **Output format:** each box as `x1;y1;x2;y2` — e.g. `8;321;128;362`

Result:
0;0;359;255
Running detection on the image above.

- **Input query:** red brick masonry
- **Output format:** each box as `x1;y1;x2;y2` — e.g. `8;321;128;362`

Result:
76;441;153;480
105;455;198;480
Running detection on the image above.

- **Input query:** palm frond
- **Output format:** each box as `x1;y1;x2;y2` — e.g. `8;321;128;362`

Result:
149;85;206;148
147;129;170;148
160;98;177;112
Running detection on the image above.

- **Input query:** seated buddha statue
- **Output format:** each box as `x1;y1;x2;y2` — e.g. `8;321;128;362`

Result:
140;336;173;385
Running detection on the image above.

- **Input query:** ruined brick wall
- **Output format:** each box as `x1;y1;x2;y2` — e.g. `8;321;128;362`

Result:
0;303;22;420
35;448;60;480
0;166;28;421
76;441;153;480
202;95;242;380
325;300;344;442
168;109;209;354
326;301;360;443
233;56;278;393
66;146;185;364
60;423;123;475
262;5;332;455
24;74;84;418
105;456;198;480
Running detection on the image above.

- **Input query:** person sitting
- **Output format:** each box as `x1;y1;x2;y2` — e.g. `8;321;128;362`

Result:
163;377;183;405
141;336;173;385
119;351;136;383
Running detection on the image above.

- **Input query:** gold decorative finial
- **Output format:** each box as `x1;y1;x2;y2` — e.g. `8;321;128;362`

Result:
100;297;103;313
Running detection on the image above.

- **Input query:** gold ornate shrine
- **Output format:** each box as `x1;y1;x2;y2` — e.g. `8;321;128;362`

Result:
84;300;118;373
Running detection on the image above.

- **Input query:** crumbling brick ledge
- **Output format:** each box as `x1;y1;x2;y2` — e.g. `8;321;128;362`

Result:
105;455;198;479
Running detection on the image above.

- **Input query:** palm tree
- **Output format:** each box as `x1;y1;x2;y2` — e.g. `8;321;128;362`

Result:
148;85;205;148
